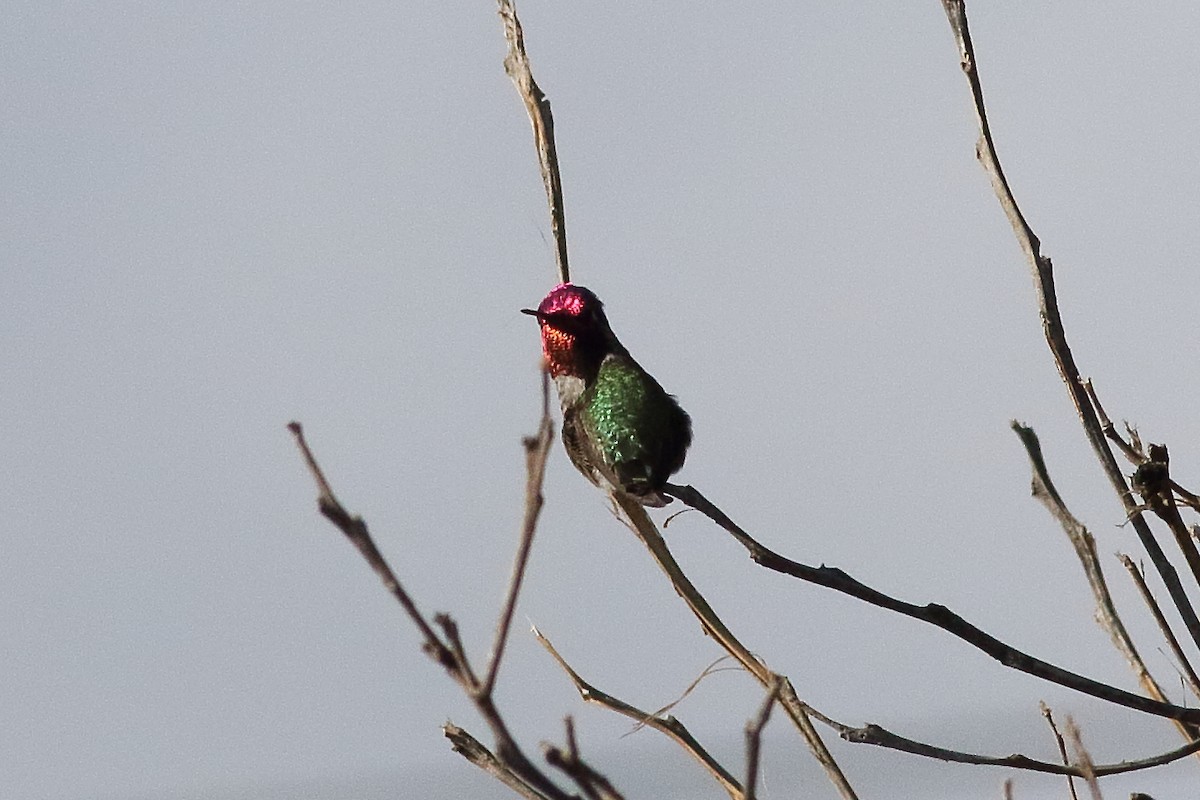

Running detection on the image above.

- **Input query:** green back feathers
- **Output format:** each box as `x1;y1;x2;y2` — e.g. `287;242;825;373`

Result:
582;355;691;486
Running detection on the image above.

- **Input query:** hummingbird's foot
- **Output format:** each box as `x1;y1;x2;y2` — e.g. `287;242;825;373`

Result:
630;487;672;507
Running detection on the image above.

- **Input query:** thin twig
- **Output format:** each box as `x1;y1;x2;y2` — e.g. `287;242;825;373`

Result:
612;492;861;800
497;0;570;284
1012;422;1198;743
290;401;575;800
1064;719;1104;800
484;368;555;696
1040;703;1079;800
534;627;744;799
1082;379;1146;467
801;703;1200;778
1130;444;1200;590
1175;485;1200;511
1118;555;1200;711
548;615;1200;784
543;718;625;800
288;421;452;670
635;657;740;733
553;493;1200;780
744;676;783;800
444;723;555;800
938;0;1200;654
665;481;1200;726
437;613;480;688
1083;379;1200;510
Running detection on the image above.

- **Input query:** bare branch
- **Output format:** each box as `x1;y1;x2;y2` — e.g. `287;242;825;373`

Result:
287;421;453;672
802;704;1200;778
1085;379;1200;515
436;613;480;688
290;391;574;800
535;627;744;799
497;0;570;284
444;723;556;800
484;368;556;696
611;492;861;800
545;647;1200;787
665;481;1200;726
938;0;1200;654
543;718;625;800
744;676;783;800
1011;422;1197;742
1174;485;1200;511
1082;379;1147;467
1130;444;1200;590
635;657;740;732
1118;555;1200;711
1064;719;1104;800
1040;703;1079;800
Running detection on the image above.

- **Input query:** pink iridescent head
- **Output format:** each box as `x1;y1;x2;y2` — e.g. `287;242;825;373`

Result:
532;283;603;318
521;283;612;376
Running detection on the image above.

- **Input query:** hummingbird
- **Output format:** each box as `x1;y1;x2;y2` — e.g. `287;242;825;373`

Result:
523;283;692;507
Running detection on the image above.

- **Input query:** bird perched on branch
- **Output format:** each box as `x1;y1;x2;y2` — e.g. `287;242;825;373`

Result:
523;283;692;507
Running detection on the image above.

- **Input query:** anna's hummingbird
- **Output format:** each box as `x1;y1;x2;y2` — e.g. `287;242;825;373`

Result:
523;283;692;507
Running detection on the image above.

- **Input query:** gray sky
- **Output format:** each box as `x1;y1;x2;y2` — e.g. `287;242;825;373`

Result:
4;2;1200;798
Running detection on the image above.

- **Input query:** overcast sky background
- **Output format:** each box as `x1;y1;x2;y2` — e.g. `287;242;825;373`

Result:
5;2;1200;799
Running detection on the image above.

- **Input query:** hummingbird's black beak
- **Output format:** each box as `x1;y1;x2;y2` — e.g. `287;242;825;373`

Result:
520;308;541;318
